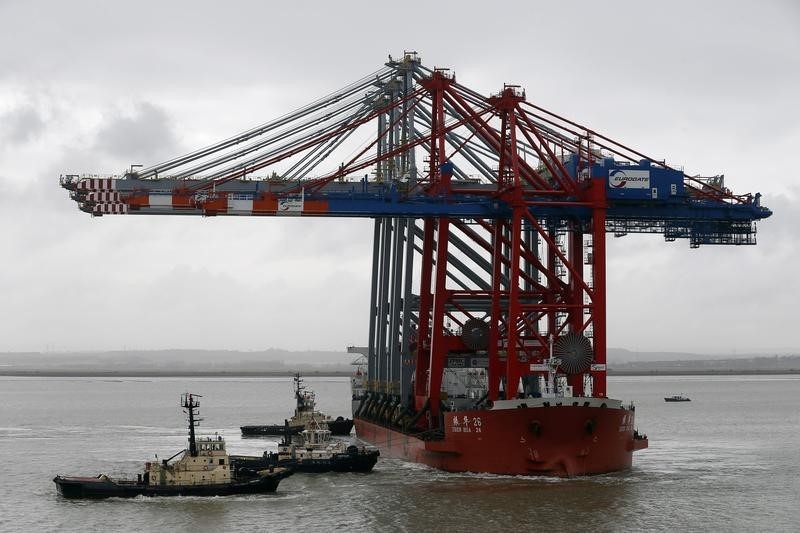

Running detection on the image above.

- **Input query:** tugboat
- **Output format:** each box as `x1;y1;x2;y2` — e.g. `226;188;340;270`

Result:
241;373;353;437
232;418;379;473
53;393;292;498
664;394;691;402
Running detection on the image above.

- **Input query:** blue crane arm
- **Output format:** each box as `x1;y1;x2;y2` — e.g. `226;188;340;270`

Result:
60;164;770;247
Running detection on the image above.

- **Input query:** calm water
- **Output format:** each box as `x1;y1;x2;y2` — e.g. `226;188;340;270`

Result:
0;375;798;532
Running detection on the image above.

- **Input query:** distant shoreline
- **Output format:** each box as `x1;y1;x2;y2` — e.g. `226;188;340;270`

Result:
0;369;797;378
0;370;353;378
0;370;352;378
608;369;799;376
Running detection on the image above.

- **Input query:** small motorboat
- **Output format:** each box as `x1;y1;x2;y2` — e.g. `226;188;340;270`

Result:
664;394;691;402
54;393;292;498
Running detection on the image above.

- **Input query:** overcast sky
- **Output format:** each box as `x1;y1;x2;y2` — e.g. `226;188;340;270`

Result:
1;0;798;355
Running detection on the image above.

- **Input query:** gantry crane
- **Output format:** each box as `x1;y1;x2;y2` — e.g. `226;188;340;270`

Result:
61;52;770;428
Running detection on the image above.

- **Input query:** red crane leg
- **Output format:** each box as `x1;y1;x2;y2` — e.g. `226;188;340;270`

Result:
428;218;451;424
505;208;524;399
415;218;435;409
487;219;504;402
591;177;607;398
567;228;585;396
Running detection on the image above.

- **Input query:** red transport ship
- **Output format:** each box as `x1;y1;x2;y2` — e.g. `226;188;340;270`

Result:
351;351;647;477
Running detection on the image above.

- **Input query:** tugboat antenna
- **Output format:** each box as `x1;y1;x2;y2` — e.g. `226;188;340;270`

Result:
181;393;202;457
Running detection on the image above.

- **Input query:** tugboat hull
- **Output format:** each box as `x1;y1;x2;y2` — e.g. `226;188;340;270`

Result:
241;424;304;436
231;448;379;474
53;468;292;499
241;417;353;437
354;399;647;477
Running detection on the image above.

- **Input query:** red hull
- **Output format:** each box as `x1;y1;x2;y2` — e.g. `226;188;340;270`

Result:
355;400;647;477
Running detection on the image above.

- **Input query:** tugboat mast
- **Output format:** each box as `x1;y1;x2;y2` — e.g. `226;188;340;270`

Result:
293;373;305;403
181;393;202;457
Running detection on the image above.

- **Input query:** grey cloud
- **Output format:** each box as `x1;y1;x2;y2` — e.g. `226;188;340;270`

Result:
93;102;181;164
0;105;45;144
758;189;800;242
0;0;798;353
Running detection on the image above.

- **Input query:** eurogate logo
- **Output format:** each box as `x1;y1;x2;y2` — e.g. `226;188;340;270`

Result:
609;169;650;189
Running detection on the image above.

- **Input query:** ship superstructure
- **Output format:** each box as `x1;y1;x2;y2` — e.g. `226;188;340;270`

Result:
60;53;770;476
144;393;233;486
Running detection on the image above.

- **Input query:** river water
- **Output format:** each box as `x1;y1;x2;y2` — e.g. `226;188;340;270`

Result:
0;374;797;532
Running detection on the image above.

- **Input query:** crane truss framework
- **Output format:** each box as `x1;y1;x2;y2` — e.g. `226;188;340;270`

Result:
61;53;771;426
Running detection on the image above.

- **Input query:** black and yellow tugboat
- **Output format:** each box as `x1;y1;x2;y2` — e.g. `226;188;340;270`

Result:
232;417;379;473
241;373;353;437
53;393;292;498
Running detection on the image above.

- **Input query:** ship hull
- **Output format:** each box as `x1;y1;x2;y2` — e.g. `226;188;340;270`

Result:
53;468;292;499
354;398;647;477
